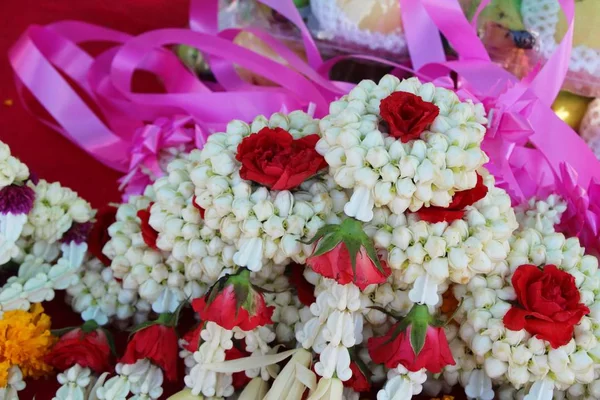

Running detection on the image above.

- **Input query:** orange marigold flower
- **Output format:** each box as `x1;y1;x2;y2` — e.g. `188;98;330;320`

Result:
0;361;9;388
431;396;454;400
0;303;56;384
440;285;459;316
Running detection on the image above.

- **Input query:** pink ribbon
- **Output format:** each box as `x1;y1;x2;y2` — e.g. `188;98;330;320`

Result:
11;0;600;254
119;115;204;197
420;0;600;254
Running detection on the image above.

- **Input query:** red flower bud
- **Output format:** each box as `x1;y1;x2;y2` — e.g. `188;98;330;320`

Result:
121;324;179;382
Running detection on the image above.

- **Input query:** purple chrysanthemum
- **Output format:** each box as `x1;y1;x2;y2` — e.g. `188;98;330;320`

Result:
0;184;35;215
61;222;93;244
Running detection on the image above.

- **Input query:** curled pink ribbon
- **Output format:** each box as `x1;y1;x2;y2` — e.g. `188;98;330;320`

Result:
119;115;204;197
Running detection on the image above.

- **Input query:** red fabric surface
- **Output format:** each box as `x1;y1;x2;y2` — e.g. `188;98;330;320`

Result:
0;0;189;208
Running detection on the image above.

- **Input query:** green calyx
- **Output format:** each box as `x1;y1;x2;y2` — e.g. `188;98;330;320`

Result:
128;298;187;342
375;304;439;357
81;319;100;333
303;218;386;277
206;268;256;316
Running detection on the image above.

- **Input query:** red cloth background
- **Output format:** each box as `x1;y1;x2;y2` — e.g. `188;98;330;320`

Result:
0;1;467;399
0;0;189;208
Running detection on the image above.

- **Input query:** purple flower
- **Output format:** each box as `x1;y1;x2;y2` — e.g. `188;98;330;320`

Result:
0;184;35;215
61;222;93;244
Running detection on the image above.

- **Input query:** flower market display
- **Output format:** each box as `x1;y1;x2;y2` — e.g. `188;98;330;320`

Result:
5;0;600;399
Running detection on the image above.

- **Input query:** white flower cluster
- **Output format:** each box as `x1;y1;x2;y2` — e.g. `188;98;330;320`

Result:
22;180;93;243
514;194;567;236
0;141;94;312
103;184;205;315
447;196;600;399
148;153;230;299
0;366;25;400
54;364;108;400
0;240;86;316
296;278;369;381
252;263;304;344
66;257;140;326
190;112;346;272
316;76;488;222
0;141;29;188
96;359;164;400
364;172;517;306
184;321;235;397
376;365;428;400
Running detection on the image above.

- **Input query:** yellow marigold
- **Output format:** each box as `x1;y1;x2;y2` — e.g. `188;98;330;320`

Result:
431;396;454;400
0;303;56;385
0;360;9;388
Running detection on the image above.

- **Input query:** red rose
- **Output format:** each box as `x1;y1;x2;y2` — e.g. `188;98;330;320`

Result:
192;269;274;331
307;243;390;290
417;173;488;223
368;324;455;373
503;264;590;348
45;328;112;374
344;362;370;392
235;127;327;190
287;263;316;306
121;324;179;382
183;324;203;353
379;91;439;143
225;346;252;389
192;195;205;219
137;203;159;250
88;206;117;266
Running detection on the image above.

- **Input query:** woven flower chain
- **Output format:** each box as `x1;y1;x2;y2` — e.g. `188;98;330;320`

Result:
2;75;598;400
0;140;95;398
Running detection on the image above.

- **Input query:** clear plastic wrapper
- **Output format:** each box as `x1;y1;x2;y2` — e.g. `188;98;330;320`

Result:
521;0;600;97
460;0;538;79
463;0;600;97
216;0;409;78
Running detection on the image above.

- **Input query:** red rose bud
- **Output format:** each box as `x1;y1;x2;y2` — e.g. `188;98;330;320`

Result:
46;325;113;374
87;205;118;266
417;173;488;223
379;91;440;143
344;361;371;393
287;263;316;306
192;269;274;331
305;218;390;290
121;323;179;382
137;203;159;250
235;127;327;190
183;324;203;353
367;304;455;373
192;195;205;219
503;264;589;348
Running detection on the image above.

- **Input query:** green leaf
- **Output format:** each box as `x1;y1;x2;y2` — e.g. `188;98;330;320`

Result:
362;238;386;274
234;282;251;316
51;326;78;337
410;319;428;356
81;319;99;333
311;233;342;257
127;320;157;341
343;236;363;277
298;224;340;245
102;328;118;357
382;318;410;346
